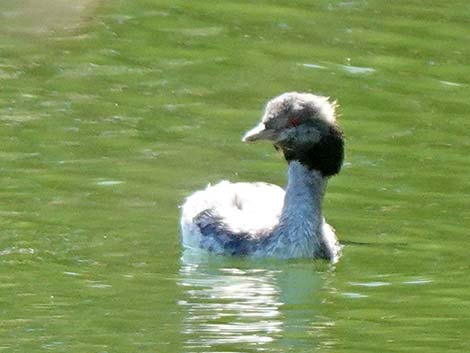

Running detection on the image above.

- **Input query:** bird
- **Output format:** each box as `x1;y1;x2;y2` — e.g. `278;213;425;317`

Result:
180;92;344;261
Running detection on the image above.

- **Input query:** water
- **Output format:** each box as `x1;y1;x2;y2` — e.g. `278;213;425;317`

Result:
1;0;469;352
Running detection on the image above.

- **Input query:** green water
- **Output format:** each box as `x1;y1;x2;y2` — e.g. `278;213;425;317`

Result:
1;0;469;352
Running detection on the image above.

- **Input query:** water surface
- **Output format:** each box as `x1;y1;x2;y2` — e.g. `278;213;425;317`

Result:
0;0;469;352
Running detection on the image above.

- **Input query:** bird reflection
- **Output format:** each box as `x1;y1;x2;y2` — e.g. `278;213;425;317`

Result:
178;249;335;352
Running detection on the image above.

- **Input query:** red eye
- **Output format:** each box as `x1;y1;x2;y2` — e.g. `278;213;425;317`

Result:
289;117;301;127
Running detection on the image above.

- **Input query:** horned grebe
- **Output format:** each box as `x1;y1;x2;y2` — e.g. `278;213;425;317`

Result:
180;92;344;261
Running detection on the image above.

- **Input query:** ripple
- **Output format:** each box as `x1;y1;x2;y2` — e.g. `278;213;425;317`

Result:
349;281;391;287
86;281;112;289
341;292;368;298
179;264;283;349
63;271;81;277
0;247;35;256
58;63;152;78
440;80;463;87
301;63;326;70
402;279;433;285
159;26;223;37
341;65;375;74
95;179;124;186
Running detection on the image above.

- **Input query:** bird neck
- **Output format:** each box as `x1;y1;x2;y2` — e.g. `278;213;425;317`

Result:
266;161;328;258
284;160;326;216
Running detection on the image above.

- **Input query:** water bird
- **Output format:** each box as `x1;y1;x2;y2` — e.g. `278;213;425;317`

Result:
180;92;344;261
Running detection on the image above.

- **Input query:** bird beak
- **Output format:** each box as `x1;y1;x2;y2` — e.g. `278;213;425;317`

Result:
242;122;277;143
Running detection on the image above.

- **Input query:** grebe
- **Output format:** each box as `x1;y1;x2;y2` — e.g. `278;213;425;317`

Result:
180;92;344;261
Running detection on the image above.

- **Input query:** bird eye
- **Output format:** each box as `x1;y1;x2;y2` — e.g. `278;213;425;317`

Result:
289;117;301;127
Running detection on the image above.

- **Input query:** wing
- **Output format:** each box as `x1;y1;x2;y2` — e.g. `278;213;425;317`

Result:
180;181;284;255
193;209;258;256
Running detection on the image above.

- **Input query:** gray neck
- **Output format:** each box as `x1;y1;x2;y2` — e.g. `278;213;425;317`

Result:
261;161;327;258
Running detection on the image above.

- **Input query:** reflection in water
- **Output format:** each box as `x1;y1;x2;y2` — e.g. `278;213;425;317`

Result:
178;250;335;352
179;253;282;350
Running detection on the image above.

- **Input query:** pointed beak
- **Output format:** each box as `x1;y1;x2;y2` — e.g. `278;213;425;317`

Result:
242;122;278;143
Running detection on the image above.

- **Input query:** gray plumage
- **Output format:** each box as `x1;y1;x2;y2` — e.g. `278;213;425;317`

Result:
181;92;344;261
